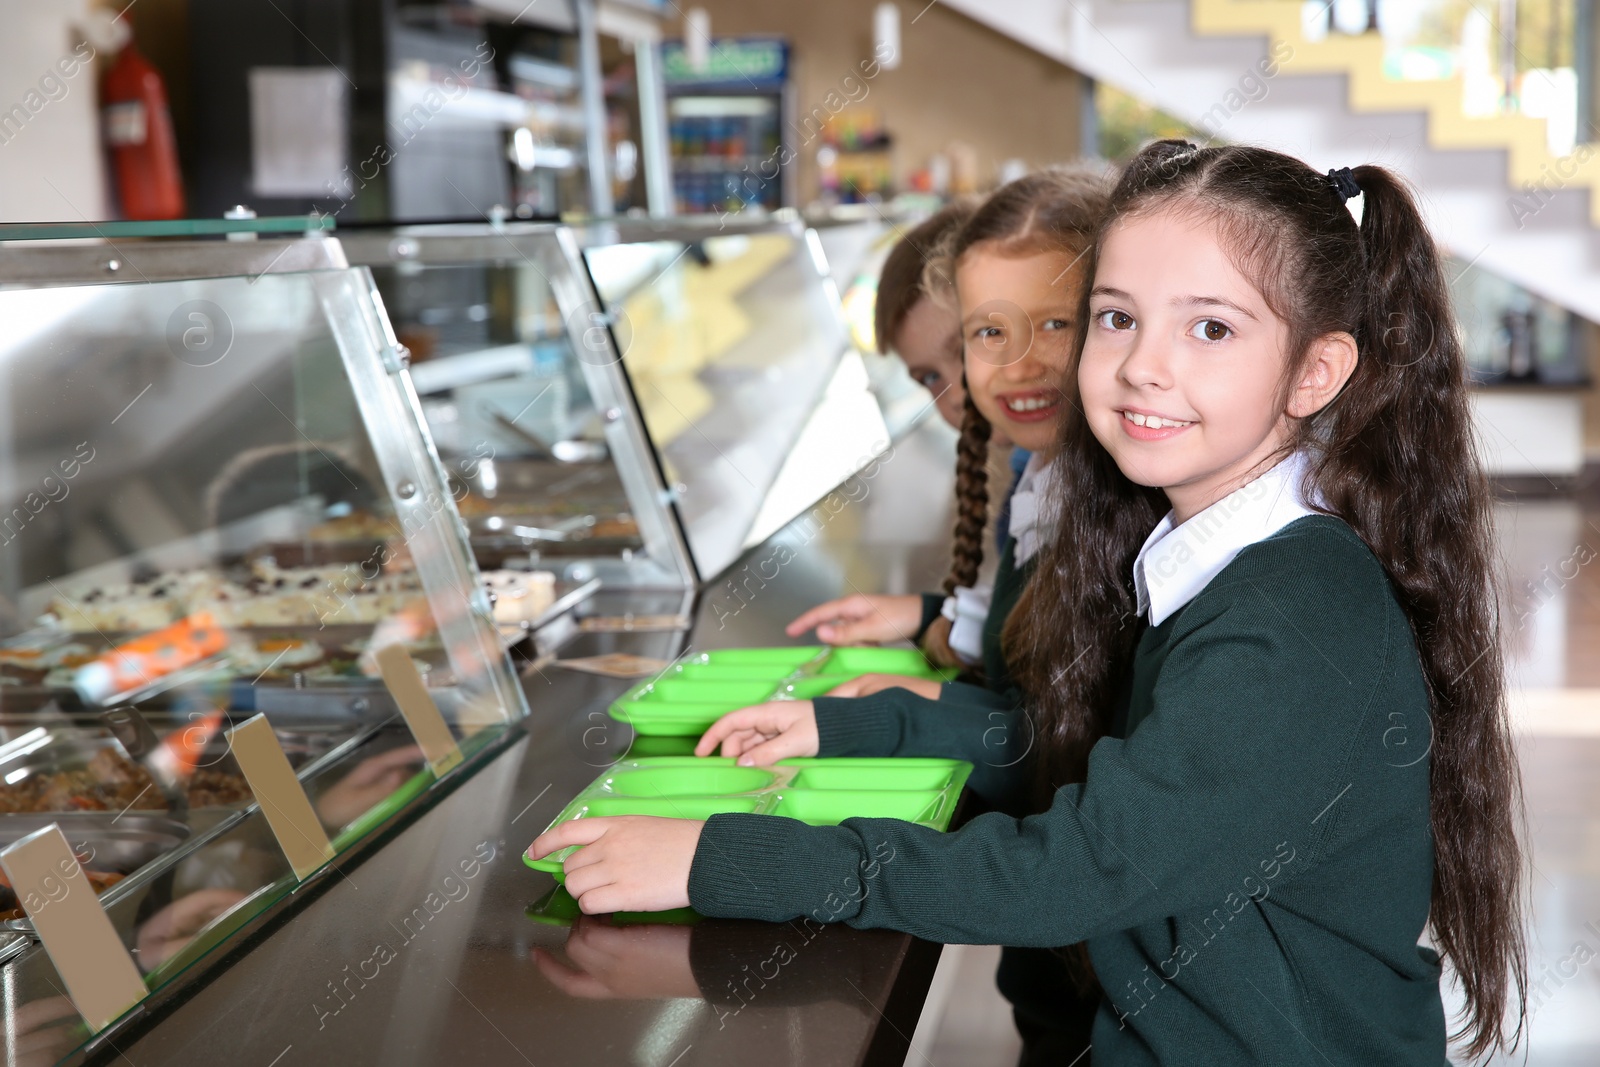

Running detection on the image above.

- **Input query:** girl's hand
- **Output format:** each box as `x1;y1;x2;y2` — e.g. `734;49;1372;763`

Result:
785;594;923;645
526;816;702;915
825;673;944;701
695;701;818;765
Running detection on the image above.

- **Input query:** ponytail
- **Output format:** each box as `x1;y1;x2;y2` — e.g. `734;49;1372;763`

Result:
1305;164;1527;1060
921;390;992;669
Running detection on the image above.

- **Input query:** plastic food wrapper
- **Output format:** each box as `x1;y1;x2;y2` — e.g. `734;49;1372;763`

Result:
73;613;229;704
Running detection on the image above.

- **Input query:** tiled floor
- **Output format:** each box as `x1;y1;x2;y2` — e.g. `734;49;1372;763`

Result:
911;487;1600;1067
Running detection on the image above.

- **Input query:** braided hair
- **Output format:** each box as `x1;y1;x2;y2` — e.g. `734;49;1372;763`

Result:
920;166;1113;669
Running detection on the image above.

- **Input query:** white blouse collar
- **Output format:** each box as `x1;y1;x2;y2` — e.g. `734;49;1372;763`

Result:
1134;452;1320;626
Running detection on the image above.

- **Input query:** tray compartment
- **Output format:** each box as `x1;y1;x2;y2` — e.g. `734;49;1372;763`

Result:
580;795;764;820
786;763;959;791
611;677;782;736
603;766;775;797
610;705;744;734
816;647;945;678
771;790;945;825
692;647;822;669
640;679;778;704
672;662;797;682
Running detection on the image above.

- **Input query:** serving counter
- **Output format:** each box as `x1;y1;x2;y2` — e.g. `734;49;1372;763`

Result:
0;211;966;1065
84;409;962;1067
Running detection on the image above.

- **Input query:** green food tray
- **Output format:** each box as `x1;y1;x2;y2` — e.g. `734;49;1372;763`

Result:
523;755;972;883
609;646;956;736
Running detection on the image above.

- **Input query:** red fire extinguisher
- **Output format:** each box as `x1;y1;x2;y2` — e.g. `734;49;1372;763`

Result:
101;39;185;220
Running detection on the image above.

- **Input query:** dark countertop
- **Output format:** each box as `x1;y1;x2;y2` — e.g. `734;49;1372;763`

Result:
92;418;962;1067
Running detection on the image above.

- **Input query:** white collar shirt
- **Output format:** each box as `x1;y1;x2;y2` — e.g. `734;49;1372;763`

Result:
1133;452;1321;627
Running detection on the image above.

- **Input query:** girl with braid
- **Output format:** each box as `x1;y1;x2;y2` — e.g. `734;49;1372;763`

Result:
790;167;1113;705
532;142;1528;1065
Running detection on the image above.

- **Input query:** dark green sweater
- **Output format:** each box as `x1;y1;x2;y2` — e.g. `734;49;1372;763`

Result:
833;538;1031;726
689;517;1446;1066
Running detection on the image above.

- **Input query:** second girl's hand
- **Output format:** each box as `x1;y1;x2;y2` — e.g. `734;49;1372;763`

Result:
785;594;923;645
694;701;818;765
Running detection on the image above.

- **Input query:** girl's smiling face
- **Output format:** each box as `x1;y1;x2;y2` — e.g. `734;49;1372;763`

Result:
1080;208;1352;523
957;246;1087;453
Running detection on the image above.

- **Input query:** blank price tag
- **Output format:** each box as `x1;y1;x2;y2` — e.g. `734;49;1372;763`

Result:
227;715;335;880
376;645;463;777
0;825;146;1031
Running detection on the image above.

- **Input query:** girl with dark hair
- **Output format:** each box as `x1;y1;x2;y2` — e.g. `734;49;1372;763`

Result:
876;199;977;432
530;141;1527;1064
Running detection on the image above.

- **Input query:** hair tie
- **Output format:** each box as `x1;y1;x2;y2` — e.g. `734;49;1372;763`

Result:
1327;167;1361;204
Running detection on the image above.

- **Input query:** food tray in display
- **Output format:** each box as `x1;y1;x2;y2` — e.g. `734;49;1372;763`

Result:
608;646;956;736
0;708;383;819
523;755;972;887
0;622;447;711
0;722;416;934
0;732;255;817
0;813;189;932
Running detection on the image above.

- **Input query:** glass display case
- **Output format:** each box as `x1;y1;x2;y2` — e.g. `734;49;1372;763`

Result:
342;215;893;588
336;222;697;601
0;223;530;1060
575;216;892;580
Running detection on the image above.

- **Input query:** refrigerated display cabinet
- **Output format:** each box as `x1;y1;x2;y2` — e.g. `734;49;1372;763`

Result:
660;37;794;214
0;219;531;1061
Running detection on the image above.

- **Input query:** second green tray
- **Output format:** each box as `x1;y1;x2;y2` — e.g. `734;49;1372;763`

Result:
610;646;955;736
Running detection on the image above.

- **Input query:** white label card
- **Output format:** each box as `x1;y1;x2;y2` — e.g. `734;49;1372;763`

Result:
375;644;464;777
0;825;146;1031
226;715;335;880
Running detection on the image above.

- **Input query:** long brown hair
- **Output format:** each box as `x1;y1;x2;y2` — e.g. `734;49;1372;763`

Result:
1004;140;1525;1059
873;200;975;356
920;166;1112;667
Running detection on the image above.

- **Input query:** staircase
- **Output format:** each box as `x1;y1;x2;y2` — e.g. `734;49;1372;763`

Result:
940;0;1600;327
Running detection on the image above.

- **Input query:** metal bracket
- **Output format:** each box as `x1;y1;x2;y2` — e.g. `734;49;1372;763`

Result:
379;344;412;374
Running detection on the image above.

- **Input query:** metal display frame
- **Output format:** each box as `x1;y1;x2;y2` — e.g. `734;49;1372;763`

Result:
336;222;699;590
